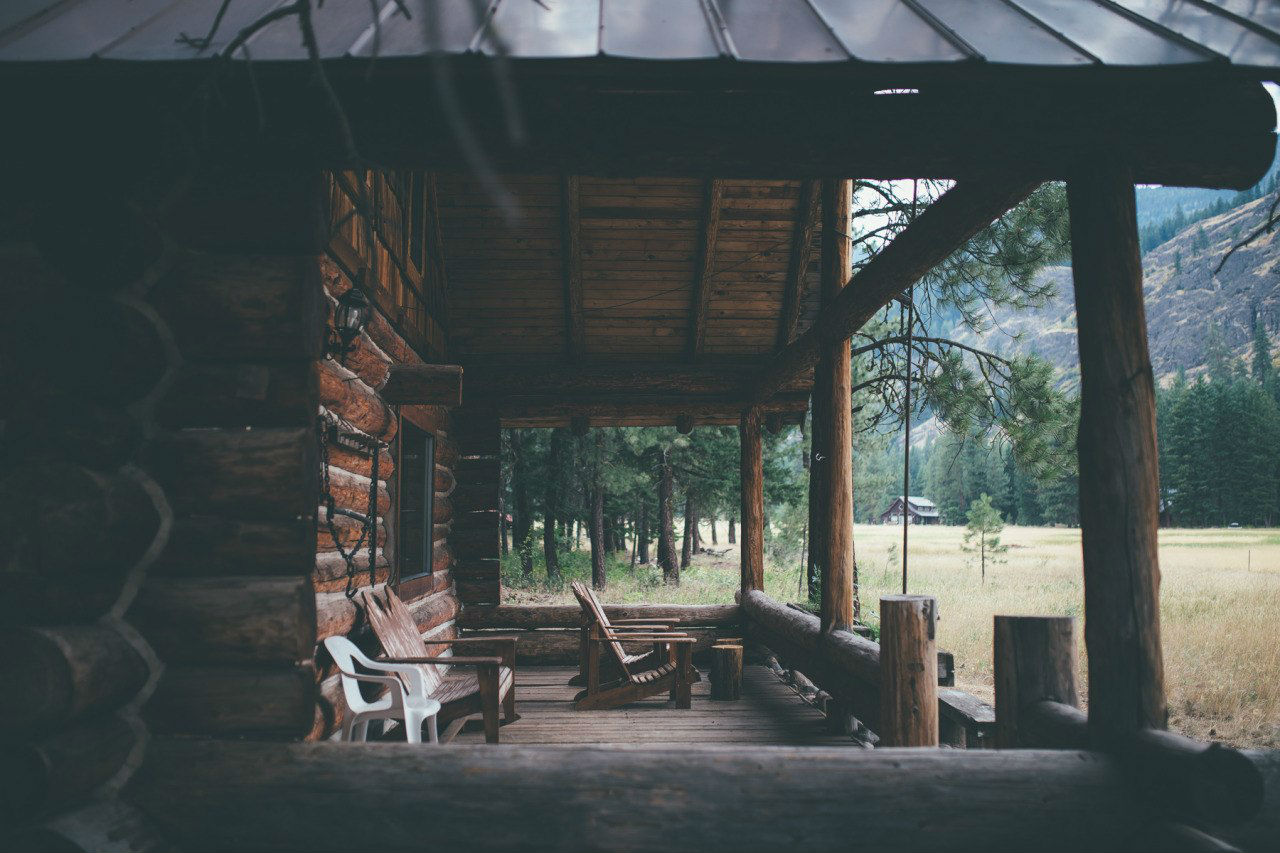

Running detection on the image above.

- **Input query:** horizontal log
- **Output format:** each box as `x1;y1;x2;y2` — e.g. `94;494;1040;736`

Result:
325;466;391;517
379;364;463;407
167;168;327;254
436;435;461;469
325;442;394;482
1223;751;1280;853
317;358;397;441
1;462;160;623
491;393;810;425
130;741;1147;852
464;363;810;399
401;403;449;436
130;577;316;667
312;547;388;586
7;391;142;469
9;282;166;403
157;361;317;428
151;253;324;361
150;427;318;522
453;558;499;581
317;506;387;554
0;713;137;822
450;527;499;559
453;456;499;486
5;799;167;853
1021;701;1263;827
154;516;315;577
0;625;149;731
456;577;500;606
457;604;739;630
452;482;497;513
145;664;315;736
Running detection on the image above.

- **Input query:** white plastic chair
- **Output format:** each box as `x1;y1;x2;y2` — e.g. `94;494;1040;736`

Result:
323;635;441;744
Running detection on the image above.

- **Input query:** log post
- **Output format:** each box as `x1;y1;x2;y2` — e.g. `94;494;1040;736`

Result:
1068;167;1166;738
739;407;763;594
879;595;938;747
993;615;1079;748
818;179;854;634
710;644;743;701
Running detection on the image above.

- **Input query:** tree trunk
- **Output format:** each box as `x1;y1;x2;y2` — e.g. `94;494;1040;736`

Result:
511;429;533;577
590;433;606;591
681;494;694;569
543;429;564;581
499;491;509;556
728;515;736;544
630;502;639;568
638;500;650;564
710;516;717;546
658;450;679;584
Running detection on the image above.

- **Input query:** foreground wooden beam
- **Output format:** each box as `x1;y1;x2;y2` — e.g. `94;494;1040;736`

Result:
688;179;724;361
378;364;463;406
739;408;764;594
130;740;1148;852
750;177;1040;404
994;615;1079;749
1067;167;1166;737
462;363;811;398
879;595;939;747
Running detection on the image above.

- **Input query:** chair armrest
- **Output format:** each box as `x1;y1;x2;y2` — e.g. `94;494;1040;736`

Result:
381;655;504;667
332;666;405;689
610;618;675;625
594;635;696;643
605;623;673;630
425;637;518;668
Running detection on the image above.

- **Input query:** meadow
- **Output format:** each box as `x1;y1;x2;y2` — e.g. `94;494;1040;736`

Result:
502;523;1280;748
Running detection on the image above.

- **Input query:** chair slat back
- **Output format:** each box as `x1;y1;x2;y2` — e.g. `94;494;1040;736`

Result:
571;581;634;680
361;587;444;695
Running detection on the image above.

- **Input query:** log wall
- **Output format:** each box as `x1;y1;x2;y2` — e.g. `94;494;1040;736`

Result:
311;254;461;741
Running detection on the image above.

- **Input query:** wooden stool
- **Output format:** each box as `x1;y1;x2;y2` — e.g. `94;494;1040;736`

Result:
710;643;743;701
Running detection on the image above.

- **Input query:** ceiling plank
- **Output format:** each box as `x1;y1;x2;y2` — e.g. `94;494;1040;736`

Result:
687;178;724;361
749;176;1041;404
776;179;820;349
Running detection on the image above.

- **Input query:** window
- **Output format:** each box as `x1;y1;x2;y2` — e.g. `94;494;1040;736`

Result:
396;417;435;582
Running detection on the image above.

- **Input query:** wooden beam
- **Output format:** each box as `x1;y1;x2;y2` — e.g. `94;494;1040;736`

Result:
750;177;1040;404
739;407;764;594
132;740;1152;852
488;392;811;422
687;179;724;361
777;179;820;349
817;179;854;634
464;363;810;399
994;615;1079;749
879;595;939;747
569;415;589;437
560;175;584;361
1067;167;1166;737
378;364;463;406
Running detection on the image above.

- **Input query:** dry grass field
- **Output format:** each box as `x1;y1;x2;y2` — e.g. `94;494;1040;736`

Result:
503;523;1280;748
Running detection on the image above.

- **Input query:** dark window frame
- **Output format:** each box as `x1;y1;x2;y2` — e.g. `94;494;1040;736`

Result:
395;414;435;583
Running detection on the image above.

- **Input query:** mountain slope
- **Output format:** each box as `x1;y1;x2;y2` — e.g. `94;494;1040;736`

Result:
961;195;1280;384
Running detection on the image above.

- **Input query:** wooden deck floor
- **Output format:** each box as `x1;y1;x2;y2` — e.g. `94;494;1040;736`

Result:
453;664;855;746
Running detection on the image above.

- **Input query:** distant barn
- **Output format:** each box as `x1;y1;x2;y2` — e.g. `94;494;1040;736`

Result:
880;496;941;526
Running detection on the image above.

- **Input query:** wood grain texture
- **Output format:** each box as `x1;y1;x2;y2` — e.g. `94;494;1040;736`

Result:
818;179;854;635
688;179;724;361
1068;167;1166;737
131;736;1148;852
993;615;1079;748
777;179;820;348
378;364;463;406
561;175;584;360
878;595;939;747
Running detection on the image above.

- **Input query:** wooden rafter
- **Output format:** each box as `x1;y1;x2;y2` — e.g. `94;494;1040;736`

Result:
748;177;1041;404
462;363;809;400
776;179;820;349
687;179;724;361
560;175;584;360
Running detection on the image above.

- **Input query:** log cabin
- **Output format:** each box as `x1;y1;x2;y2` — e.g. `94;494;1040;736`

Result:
1;1;1279;850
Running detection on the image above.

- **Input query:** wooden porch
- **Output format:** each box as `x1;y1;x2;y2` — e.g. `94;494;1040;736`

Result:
452;664;851;747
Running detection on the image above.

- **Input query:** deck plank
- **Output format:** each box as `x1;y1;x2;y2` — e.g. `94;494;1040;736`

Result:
452;665;855;747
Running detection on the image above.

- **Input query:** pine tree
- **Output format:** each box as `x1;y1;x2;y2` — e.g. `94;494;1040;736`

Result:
961;493;1008;584
1251;309;1274;388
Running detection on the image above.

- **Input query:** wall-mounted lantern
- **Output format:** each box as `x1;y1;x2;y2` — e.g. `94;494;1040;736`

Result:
327;287;371;363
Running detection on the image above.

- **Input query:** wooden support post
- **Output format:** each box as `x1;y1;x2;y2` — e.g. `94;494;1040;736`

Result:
879;595;938;747
739;407;763;594
818;179;854;635
710;644;743;701
675;414;694;435
993;615;1078;748
1068;167;1166;738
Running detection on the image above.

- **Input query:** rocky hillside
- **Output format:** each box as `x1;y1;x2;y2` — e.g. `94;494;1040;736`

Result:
959;194;1280;385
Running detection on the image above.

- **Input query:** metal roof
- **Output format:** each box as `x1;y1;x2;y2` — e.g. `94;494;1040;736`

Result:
1;0;1279;71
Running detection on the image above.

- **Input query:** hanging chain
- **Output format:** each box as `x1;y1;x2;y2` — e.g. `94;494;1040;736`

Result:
318;413;382;600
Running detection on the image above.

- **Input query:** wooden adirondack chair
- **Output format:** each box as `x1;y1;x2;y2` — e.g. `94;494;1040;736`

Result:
569;581;681;687
570;581;696;711
360;587;518;743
